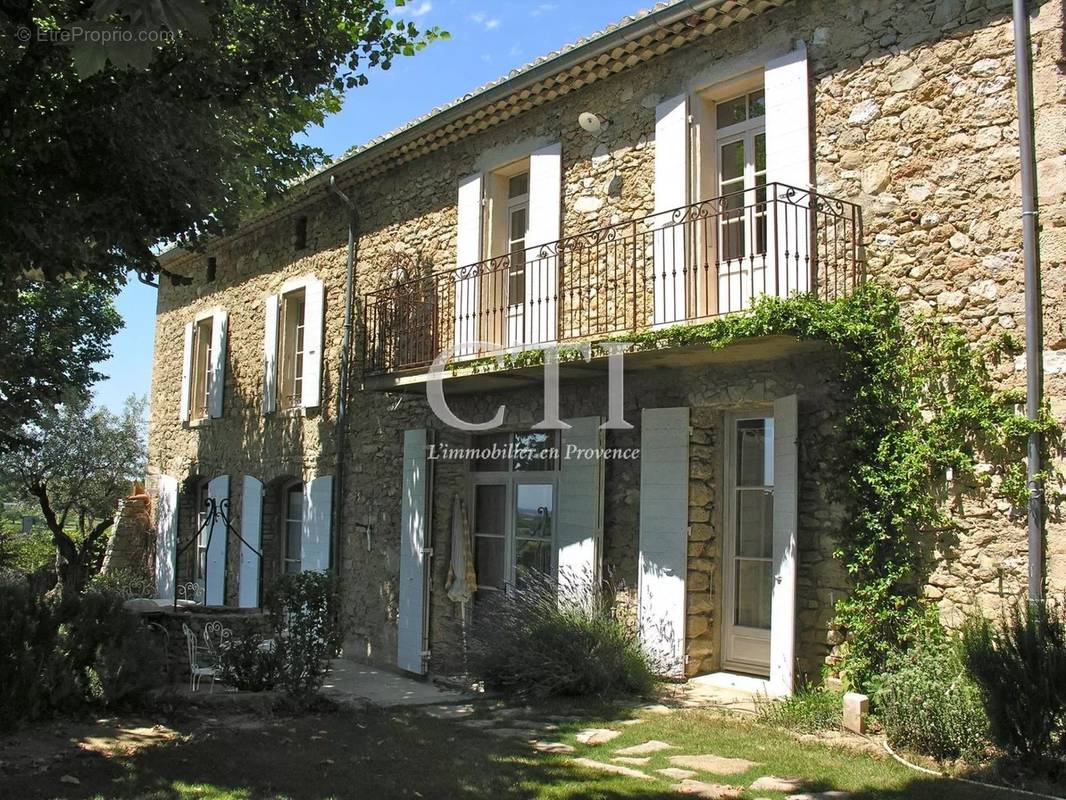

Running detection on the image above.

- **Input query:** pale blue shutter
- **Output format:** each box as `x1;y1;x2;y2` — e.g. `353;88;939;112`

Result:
769;394;799;696
638;407;689;677
397;429;430;673
301;475;333;572
205;474;229;605
155;475;179;600
239;475;263;608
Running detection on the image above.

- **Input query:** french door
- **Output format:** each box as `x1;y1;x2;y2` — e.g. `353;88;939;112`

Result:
715;89;768;313
722;412;775;675
472;475;556;594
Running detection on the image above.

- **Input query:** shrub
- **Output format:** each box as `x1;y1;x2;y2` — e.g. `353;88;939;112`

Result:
468;571;657;699
219;633;280;692
876;638;988;762
88;568;155;599
0;579;67;729
61;589;167;706
758;686;842;733
266;571;341;698
0;581;165;728
962;599;1066;766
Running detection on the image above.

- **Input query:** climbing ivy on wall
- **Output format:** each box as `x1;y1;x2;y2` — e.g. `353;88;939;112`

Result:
461;284;1060;689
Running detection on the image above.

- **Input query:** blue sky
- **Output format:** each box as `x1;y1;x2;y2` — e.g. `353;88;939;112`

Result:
92;0;653;413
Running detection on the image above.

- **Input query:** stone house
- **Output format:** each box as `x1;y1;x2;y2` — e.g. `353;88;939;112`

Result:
147;0;1066;693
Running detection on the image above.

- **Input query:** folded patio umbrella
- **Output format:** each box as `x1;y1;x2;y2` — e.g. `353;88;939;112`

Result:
445;492;475;604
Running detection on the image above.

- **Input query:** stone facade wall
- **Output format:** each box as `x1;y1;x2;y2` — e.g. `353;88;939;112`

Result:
147;0;1065;674
100;491;153;577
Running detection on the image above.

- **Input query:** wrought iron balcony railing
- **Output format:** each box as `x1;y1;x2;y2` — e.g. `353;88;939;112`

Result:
363;182;864;376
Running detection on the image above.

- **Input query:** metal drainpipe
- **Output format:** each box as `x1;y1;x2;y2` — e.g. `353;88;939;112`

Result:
1012;0;1045;602
328;176;359;578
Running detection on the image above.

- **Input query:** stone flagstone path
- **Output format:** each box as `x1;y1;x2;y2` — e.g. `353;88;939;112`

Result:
425;704;852;799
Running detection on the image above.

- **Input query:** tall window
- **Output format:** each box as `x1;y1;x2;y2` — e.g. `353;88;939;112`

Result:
189;317;213;420
471;431;558;595
282;482;303;574
194;478;210;586
278;289;306;410
716;89;766;261
505;171;529;308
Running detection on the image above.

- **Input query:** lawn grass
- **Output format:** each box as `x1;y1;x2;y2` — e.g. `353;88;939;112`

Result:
0;704;1054;799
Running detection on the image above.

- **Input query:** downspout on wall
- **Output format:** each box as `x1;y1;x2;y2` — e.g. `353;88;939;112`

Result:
1012;0;1045;601
328;176;359;578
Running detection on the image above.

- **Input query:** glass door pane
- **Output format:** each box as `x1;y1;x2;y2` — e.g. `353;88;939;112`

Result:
733;419;773;630
719;139;746;262
474;484;507;591
514;483;553;583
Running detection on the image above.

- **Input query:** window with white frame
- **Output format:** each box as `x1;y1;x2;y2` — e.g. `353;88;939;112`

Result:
715;88;767;262
470;431;558;594
194;478;210;586
282;482;303;574
189;316;213;420
278;288;306;410
504;171;529;308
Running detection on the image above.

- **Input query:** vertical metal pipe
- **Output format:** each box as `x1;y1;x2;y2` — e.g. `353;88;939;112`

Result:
1012;0;1045;602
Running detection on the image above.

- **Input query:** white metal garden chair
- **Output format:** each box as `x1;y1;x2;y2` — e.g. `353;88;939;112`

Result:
182;622;220;692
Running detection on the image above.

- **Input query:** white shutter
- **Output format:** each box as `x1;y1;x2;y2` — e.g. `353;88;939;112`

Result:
454;173;484;357
638;407;689;677
207;309;228;419
765;43;812;296
301;475;333;572
155;475;179;600
525;142;561;346
770;394;799;696
301;277;325;409
398;429;430;674
205;474;229;605
263;294;279;415
555;417;603;598
653;94;690;326
238;475;263;608
179;323;193;423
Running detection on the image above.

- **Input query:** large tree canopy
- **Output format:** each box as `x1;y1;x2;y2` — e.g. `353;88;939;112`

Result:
0;277;123;454
0;0;441;285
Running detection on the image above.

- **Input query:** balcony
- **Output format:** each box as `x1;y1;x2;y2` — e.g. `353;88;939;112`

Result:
362;183;864;383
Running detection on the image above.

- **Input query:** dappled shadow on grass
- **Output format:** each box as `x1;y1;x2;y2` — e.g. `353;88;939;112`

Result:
0;706;1046;800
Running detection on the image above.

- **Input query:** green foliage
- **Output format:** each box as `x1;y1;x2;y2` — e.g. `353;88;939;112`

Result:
469;571;657;699
757;686;843;733
0;580;164;729
87;567;156;598
1;1;445;286
266;571;341;698
0;580;69;729
0;394;147;594
219;633;281;692
0;278;122;455
876;637;989;762
461;285;1058;689
962;599;1066;768
62;589;166;706
0;508;54;577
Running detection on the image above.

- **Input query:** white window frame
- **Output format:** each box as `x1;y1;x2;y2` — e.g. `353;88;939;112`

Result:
189;316;214;421
470;432;559;595
281;480;303;575
722;409;775;676
194;478;210;588
505;171;530;309
715;90;767;266
278;288;307;411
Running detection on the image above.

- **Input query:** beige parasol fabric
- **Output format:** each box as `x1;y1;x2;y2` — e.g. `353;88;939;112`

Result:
446;492;476;603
